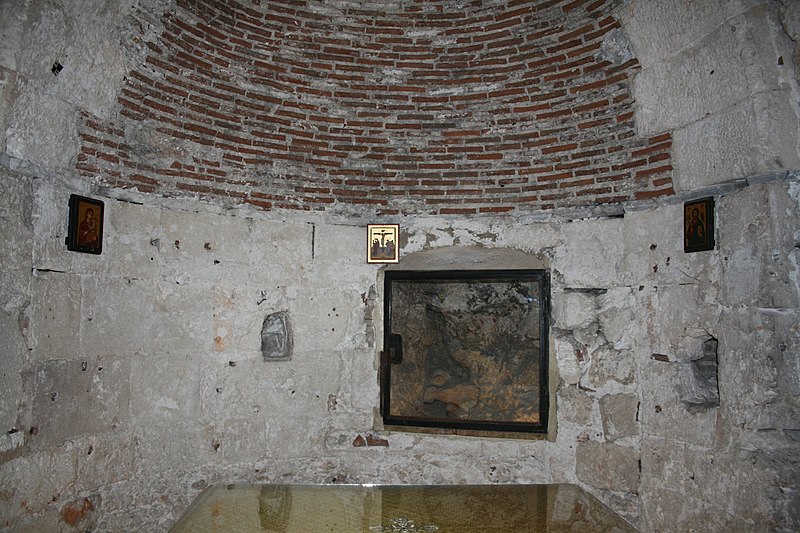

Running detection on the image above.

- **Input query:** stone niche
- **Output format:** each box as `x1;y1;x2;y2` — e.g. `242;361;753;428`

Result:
380;247;551;436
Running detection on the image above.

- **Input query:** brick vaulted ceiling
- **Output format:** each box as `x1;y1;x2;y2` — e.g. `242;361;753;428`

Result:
77;0;674;217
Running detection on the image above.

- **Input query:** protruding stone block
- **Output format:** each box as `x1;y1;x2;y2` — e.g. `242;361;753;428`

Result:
558;386;593;425
600;393;640;441
587;346;635;388
576;441;640;493
552;290;596;331
597;288;636;350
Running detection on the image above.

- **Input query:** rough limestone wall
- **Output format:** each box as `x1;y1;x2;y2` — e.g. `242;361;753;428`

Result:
624;0;800;189
0;1;799;533
1;170;389;531
0;168;642;531
2;170;797;532
639;179;800;532
0;168;32;458
621;0;800;531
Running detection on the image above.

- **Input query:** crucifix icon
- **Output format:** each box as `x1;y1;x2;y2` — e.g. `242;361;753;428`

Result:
374;228;391;247
368;224;399;263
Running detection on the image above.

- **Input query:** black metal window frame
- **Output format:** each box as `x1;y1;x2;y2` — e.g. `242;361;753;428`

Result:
381;269;550;434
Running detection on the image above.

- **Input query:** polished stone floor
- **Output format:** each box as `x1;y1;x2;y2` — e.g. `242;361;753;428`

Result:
170;483;637;532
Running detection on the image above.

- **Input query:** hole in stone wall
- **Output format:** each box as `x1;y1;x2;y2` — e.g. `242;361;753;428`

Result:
680;337;720;409
261;311;293;361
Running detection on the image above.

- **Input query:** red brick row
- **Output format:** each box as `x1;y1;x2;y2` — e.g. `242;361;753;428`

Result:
77;0;674;217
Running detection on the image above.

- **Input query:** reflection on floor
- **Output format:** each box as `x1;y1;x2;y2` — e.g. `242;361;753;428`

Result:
170;483;637;532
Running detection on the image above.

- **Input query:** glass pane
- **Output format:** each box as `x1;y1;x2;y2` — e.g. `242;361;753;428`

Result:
384;272;547;432
170;484;637;533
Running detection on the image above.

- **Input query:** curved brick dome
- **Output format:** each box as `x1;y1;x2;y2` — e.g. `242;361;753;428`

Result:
77;0;674;216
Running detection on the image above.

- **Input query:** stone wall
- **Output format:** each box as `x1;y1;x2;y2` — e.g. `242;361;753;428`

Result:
1;167;797;531
628;179;800;531
0;0;799;532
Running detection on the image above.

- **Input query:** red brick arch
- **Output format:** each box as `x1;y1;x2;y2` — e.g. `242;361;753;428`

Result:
77;0;673;216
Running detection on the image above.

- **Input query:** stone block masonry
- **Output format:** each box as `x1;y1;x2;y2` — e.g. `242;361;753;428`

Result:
1;0;799;532
1;161;798;533
76;0;674;217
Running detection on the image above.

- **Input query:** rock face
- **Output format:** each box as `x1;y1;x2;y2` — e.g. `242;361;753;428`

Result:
385;274;547;427
0;0;798;532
